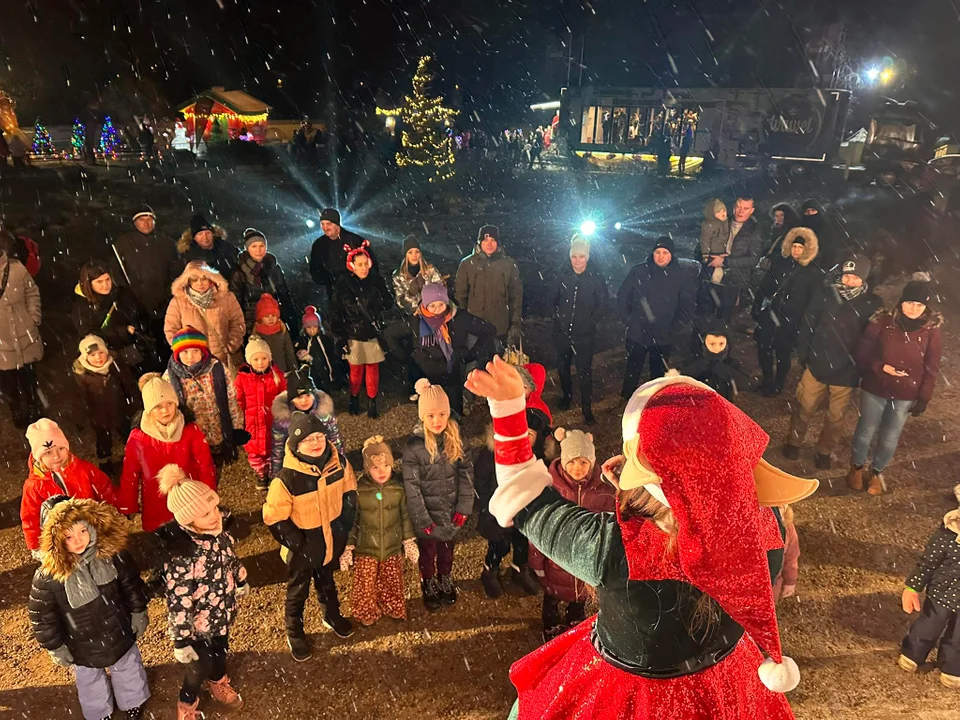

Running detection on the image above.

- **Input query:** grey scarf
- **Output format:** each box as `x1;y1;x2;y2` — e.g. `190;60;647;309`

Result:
836;282;866;301
186;285;216;310
63;523;119;608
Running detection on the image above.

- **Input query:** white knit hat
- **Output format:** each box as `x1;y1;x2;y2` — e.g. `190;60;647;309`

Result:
570;233;591;260
555;427;596;467
139;373;179;415
245;334;272;364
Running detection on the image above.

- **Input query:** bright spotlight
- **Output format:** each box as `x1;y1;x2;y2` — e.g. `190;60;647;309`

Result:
864;67;880;83
579;220;597;236
614;221;623;230
305;219;316;229
880;68;894;84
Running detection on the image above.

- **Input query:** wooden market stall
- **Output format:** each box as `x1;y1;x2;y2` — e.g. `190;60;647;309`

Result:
177;87;271;144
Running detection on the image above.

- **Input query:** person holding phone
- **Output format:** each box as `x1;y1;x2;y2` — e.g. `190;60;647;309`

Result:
847;276;942;495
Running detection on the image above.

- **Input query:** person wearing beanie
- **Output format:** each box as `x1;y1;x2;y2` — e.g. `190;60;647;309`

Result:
553;232;608;423
72;334;139;475
340;436;419;626
176;214;239;278
251;293;297;373
163;326;245;465
682;322;752;402
402;379;474;610
20;419;121;554
392;234;443;317
330;242;394;418
847;273;943;495
295;305;340;392
228;228;294;332
270;371;343;479
117;373;216;532
409;280;496;415
235;334;287;489
784;254;883;468
529;427;616;641
617;235;697;397
455;223;523;346
263;411;359;658
154;465;248;717
28;499;150;720
309;208;377;306
752;226;824;397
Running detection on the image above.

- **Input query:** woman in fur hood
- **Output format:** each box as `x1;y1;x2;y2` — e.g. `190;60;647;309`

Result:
176;213;239;279
29;497;150;720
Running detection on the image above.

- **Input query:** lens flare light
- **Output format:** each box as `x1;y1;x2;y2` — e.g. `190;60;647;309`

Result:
579;220;597;236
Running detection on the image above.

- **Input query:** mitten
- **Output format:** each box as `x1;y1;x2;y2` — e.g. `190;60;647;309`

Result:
403;538;420;564
340;545;354;572
911;399;928;417
452;513;467;528
235;583;250;599
233;428;252;446
174;645;200;664
131;610;149;639
48;645;74;668
423;523;436;536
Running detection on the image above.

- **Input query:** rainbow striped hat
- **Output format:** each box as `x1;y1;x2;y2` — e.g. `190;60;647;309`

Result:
171;326;209;363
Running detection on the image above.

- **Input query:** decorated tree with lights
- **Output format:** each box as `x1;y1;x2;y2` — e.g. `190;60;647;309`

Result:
377;56;458;181
31;119;55;156
70;119;86;158
98;116;121;157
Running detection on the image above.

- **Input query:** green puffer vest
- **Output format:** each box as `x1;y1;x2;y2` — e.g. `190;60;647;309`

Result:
347;475;416;561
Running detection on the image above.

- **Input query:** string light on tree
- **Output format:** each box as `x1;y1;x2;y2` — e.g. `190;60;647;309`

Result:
31;118;55;157
98;116;121;158
376;55;458;182
70;118;86;159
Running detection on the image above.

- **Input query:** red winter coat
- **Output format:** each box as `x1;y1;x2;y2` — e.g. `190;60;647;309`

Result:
21;455;119;551
524;362;553;424
528;459;616;602
118;422;217;532
234;364;287;458
855;310;943;403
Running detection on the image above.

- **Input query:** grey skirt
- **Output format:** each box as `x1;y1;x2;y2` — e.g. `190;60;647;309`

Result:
345;339;385;365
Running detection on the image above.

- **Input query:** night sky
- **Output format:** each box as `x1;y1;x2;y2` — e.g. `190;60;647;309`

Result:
1;0;959;130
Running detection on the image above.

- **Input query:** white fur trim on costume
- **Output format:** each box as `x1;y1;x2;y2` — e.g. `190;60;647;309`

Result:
489;457;553;528
621;374;716;443
487;395;526;419
644;483;670;507
758;656;800;693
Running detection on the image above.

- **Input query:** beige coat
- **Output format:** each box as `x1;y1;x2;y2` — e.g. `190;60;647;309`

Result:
0;254;43;370
164;263;245;366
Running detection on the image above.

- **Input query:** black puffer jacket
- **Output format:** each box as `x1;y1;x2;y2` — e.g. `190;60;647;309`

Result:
722;216;764;287
330;271;394;343
617;256;698;346
229;251;294;330
402;427;474;542
552;266;608;341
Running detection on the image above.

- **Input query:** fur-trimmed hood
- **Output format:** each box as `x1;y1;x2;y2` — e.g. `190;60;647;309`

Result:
170;260;230;298
177;224;227;256
271;388;335;423
40;499;128;582
780;227;819;266
871;307;945;330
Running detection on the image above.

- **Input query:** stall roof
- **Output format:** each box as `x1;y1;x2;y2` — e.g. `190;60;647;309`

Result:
178;87;271;114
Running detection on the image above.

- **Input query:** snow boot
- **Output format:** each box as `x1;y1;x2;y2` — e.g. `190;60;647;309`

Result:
204;675;244;710
421;577;442;611
814;452;832;469
846;464;864;491
480;565;504;599
323;607;355;639
124;707;144;720
582;405;595;425
511;565;541;596
558;394;572;411
867;469;885;496
898;654;918;673
176;699;200;720
780;444;800;461
940;672;960;689
436;574;458;605
349;394;360;415
367;396;379;419
287;632;312;662
255;469;269;491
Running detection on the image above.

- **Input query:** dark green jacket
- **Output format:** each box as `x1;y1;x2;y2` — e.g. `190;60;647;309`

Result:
454;244;523;338
347;476;415;561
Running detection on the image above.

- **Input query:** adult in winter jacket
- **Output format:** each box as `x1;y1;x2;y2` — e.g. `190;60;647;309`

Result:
28;499;150;720
898;508;960;688
766;203;800;260
701;195;764;322
454;224;523;345
271;372;344;477
617;237;697;397
111;206;178;330
235;335;287;487
118;374;216;532
176;214;239;278
784;255;882;467
848;277;943;495
0;235;43;428
21;419;120;553
228;227;295;330
392;234;444;315
552;233;608;423
164;261;245;370
753;227;823;396
309;207;377;297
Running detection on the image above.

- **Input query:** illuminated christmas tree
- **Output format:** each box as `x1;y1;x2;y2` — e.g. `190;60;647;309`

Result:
70;119;86;158
98;116;121;157
377;56;458;181
31;119;55;156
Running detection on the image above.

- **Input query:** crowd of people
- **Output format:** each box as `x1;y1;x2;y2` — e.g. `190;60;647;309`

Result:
5;191;958;719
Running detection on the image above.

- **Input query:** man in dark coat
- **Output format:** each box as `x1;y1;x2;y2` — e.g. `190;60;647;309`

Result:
552;233;608;423
309;208;377;307
784;255;882;467
617;237;697;397
176;214;239;279
701;194;764;322
228;227;295;331
454;224;523;347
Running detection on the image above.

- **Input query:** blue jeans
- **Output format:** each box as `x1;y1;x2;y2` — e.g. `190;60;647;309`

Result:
850;390;915;472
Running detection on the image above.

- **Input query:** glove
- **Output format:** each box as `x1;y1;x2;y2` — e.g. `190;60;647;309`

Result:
30;549;44;562
423;523;437;536
131;610;149;639
174;645;200;664
233;428;252;446
911;399;928;417
780;584;796;599
452;513;467;528
48;645;74;668
506;326;522;349
403;538;419;564
340;545;354;572
235;583;250;599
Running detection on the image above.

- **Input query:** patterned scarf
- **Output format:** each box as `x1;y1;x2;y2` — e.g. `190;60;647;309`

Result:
63;524;119;609
419;304;454;372
186;285;216;310
836;282;866;301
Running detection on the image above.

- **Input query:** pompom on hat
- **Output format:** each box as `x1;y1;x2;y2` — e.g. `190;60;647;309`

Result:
555;427;596;468
255;293;281;321
362;435;394;472
139;372;179;415
26;419;70;458
415;378;450;420
157;464;220;527
301;305;322;329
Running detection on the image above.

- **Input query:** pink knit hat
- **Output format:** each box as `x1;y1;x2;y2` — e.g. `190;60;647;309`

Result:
157;464;220;526
26;419;70;458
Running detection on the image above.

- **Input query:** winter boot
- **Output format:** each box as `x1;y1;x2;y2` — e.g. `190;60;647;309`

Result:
846;464;864;491
286;632;312;662
760;384;783;398
582;405;595;425
898;654;918;673
125;707;144;720
349;395;360;416
323;606;355;639
367;396;379;419
558;394;572;411
780;444;800;461
436;574;458;605
255;469;270;491
814;452;832;469
421;577;442;611
176;699;200;720
940;673;960;689
204;675;244;710
866;469;885;496
480;565;504;599
510;565;541;596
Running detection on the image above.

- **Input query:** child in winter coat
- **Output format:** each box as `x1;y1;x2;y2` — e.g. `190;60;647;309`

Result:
29;498;150;720
772;505;799;601
898;507;960;689
155;465;248;718
340;436;419;626
21;419;120;555
531;428;616;641
118;374;217;533
295;305;339;392
263;411;358;661
72;334;139;475
701;198;730;284
682;322;751;401
270;371;344;477
402;380;474;611
164;327;246;464
252;293;297;373
235;335;287;489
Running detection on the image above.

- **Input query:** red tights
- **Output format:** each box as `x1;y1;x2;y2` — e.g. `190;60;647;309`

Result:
348;363;380;398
